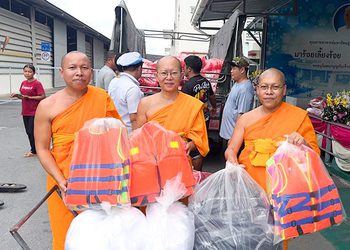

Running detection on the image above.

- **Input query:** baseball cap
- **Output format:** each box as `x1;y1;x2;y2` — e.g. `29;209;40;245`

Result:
117;52;143;67
229;57;249;68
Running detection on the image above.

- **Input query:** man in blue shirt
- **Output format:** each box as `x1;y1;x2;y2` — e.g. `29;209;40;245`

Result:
220;57;255;142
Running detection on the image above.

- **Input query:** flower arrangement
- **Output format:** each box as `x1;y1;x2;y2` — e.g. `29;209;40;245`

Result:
322;90;350;125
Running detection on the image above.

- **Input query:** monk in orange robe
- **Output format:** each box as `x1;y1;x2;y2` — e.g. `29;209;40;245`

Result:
225;68;319;249
35;51;121;250
136;56;209;159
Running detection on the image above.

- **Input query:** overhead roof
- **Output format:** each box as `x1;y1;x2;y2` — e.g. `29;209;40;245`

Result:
26;0;110;43
191;0;295;26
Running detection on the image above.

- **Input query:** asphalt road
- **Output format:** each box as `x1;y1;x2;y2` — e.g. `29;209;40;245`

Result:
0;98;339;250
0;100;51;249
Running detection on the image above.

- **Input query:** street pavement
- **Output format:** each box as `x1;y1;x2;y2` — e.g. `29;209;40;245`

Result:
0;94;347;249
0;99;50;250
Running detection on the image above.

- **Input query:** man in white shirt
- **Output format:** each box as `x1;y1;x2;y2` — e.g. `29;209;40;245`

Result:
97;50;118;91
108;52;144;133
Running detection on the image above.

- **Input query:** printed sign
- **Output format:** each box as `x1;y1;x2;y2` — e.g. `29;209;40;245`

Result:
41;42;51;52
41;51;51;61
265;0;350;98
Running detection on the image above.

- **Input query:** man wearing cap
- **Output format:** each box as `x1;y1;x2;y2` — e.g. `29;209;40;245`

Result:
219;57;254;144
97;50;118;91
108;52;144;133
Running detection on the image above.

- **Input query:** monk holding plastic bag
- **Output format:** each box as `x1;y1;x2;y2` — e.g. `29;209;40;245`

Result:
65;118;131;210
266;141;345;243
189;162;278;250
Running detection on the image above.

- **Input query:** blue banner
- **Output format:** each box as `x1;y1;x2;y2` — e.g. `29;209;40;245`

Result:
265;0;350;99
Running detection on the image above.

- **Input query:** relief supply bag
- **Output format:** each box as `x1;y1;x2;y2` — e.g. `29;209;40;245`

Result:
189;162;278;250
65;203;147;250
129;122;195;206
65;118;131;210
266;141;345;244
145;174;195;250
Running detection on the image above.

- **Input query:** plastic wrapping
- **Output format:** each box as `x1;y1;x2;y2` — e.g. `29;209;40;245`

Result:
65;118;131;210
306;97;325;117
189;162;277;250
129;122;195;206
267;141;346;243
193;170;212;184
65;203;147;250
145;174;195;250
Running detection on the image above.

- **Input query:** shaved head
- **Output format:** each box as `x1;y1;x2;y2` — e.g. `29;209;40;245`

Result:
345;6;350;28
61;51;91;68
258;68;285;86
156;56;182;72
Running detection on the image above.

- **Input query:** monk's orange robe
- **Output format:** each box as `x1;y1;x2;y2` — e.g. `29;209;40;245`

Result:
148;92;209;157
239;102;320;191
48;86;121;250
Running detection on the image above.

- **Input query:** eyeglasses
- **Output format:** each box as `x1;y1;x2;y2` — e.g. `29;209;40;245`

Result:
257;84;285;91
158;71;181;78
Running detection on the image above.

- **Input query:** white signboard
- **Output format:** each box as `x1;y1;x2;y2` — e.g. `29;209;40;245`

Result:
41;51;51;61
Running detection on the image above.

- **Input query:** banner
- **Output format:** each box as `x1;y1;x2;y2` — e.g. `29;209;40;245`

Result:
265;0;350;98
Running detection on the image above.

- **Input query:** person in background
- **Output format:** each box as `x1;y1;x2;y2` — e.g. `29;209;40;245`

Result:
96;50;118;91
108;52;144;133
11;64;45;157
182;55;216;171
339;6;350;31
219;57;254;146
136;56;209;164
35;51;122;250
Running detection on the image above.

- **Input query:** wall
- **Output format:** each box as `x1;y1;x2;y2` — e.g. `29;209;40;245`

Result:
76;30;86;53
0;3;109;95
0;7;53;94
53;18;67;87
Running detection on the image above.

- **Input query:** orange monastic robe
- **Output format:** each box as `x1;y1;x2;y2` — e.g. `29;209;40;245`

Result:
239;102;320;191
48;86;121;250
148;92;209;157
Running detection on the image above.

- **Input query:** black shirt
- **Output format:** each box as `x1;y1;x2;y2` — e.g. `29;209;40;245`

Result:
182;75;214;121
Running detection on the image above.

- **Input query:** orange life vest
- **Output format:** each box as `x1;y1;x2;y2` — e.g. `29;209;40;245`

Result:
267;144;343;240
129;122;195;206
65;124;130;210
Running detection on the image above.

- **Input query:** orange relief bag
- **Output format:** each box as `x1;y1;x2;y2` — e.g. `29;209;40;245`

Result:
267;141;345;243
129;122;196;206
65;118;131;210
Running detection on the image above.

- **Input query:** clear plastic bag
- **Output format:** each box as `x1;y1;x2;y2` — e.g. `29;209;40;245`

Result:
65;203;147;250
129;122;195;206
145;174;195;250
65;118;131;210
266;141;346;244
189;162;278;250
193;170;212;184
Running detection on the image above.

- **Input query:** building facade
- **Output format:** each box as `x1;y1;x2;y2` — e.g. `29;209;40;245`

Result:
172;0;210;55
0;0;110;95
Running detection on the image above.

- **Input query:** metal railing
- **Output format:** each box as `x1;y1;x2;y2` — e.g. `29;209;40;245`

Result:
309;114;350;180
9;186;78;250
